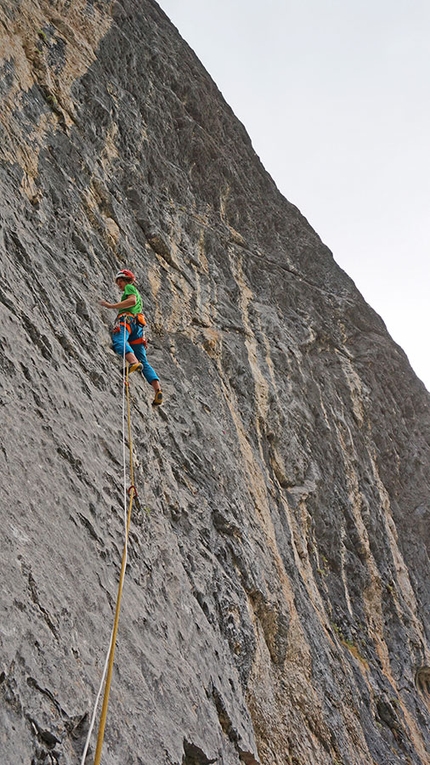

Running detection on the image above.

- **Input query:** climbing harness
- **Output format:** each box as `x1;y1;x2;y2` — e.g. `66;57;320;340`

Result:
80;333;138;765
112;312;147;347
112;315;132;335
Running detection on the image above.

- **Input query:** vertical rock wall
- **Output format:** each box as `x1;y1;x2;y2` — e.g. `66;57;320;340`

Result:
1;1;429;764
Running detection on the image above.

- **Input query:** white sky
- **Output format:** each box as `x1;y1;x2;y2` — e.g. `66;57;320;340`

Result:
158;0;430;390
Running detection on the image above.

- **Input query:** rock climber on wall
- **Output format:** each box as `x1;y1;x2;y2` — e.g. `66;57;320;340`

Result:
100;269;163;406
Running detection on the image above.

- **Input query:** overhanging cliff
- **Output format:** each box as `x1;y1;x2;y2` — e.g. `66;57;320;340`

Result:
1;2;429;764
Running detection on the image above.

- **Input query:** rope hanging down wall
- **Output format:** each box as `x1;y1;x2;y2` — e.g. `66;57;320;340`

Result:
80;350;139;764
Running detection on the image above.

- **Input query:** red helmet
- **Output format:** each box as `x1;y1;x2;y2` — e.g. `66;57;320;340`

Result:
115;269;135;282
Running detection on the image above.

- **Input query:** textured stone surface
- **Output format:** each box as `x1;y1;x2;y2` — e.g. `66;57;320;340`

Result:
1;1;429;764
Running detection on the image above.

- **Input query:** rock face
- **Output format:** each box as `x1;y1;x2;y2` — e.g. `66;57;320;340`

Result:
1;1;429;764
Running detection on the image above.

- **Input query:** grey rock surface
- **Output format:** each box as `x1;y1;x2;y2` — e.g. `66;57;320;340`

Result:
1;1;429;764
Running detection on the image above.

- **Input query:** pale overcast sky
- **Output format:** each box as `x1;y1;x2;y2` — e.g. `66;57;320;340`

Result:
158;0;430;390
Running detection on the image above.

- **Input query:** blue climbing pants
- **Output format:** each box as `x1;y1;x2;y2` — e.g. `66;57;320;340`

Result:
111;314;159;384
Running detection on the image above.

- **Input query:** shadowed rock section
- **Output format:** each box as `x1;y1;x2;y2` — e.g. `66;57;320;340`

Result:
0;1;429;764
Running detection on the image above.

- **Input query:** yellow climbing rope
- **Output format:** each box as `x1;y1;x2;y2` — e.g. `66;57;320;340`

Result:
93;365;136;765
94;367;136;765
81;363;138;764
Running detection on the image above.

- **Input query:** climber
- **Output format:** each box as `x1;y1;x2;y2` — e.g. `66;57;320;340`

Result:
100;269;163;406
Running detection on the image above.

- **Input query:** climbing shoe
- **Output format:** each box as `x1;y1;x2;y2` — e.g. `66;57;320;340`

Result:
152;390;163;406
128;362;143;374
